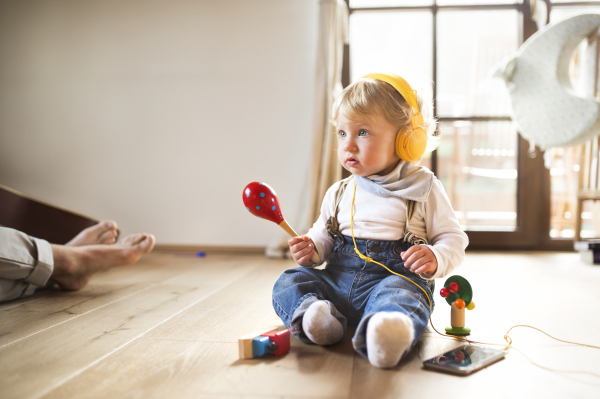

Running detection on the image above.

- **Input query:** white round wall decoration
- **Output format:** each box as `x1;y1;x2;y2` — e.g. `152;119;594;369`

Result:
494;14;600;149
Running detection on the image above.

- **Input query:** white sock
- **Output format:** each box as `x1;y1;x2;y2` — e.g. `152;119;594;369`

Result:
366;312;414;369
302;301;344;345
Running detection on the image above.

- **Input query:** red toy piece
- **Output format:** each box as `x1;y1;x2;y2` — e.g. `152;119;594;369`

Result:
242;181;321;264
440;287;450;298
262;329;291;356
448;282;460;293
238;328;291;359
243;182;284;224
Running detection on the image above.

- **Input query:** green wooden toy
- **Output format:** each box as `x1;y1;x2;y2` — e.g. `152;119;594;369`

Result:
439;275;475;336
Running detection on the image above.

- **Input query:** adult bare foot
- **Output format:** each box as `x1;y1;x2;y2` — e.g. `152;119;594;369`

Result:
65;220;119;246
51;233;155;290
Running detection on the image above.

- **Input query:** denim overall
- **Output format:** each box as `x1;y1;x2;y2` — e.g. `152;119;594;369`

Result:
272;177;435;359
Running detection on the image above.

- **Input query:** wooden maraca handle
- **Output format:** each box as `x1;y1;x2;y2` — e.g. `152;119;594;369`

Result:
278;220;321;264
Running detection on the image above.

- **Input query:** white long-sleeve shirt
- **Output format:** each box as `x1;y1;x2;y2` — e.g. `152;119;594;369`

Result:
307;165;469;280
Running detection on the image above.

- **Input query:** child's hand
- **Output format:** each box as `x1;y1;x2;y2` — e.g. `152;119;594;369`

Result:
289;235;318;267
401;245;437;276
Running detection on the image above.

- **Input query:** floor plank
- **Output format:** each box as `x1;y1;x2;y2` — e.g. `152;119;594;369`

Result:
0;253;255;349
2;250;600;399
143;257;287;342
0;283;149;348
43;337;356;399
0;257;258;399
41;257;357;399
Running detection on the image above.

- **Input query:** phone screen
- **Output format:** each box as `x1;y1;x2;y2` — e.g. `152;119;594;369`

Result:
422;344;505;375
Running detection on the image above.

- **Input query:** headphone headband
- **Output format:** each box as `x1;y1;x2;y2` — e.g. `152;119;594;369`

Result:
360;73;427;163
361;73;420;113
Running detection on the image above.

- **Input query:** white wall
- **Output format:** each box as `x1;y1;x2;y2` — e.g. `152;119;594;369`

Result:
0;0;319;246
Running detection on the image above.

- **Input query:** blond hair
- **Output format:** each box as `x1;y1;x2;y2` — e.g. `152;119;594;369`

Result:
332;78;438;148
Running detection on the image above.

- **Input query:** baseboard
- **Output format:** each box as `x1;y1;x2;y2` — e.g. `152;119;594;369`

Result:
153;244;266;255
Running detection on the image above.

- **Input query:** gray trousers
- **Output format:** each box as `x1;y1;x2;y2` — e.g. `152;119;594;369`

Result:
0;227;54;303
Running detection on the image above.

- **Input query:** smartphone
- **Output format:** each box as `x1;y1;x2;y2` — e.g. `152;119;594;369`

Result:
422;344;505;376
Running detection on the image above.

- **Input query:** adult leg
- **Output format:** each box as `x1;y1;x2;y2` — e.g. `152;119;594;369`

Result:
0;227;53;302
272;267;347;344
352;275;432;367
50;233;155;290
0;227;155;303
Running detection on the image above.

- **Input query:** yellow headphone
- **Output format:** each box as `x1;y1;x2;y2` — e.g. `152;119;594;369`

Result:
361;73;428;163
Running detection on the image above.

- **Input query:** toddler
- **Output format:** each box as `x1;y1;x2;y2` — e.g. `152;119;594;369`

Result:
272;73;468;368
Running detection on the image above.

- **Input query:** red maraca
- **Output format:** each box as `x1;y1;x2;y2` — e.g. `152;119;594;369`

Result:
243;182;321;264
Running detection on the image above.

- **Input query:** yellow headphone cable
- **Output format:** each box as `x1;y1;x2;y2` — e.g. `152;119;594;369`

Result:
348;177;600;376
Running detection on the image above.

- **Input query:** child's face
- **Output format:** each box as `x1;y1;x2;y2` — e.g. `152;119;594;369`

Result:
336;110;400;177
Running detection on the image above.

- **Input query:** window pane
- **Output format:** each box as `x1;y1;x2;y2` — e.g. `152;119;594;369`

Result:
581;201;600;238
349;11;433;92
351;0;433;7
550;0;600;3
548;146;580;238
436;121;518;230
437;10;519;117
549;144;600;239
550;7;600;23
437;0;517;4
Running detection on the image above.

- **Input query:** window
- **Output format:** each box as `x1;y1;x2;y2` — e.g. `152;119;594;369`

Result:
346;0;596;249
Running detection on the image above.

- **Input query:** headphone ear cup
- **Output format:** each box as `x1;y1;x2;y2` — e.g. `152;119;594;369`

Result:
396;127;428;163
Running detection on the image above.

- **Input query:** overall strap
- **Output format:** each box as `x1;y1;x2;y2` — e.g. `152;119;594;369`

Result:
404;200;416;234
333;176;353;220
403;199;428;245
325;176;354;247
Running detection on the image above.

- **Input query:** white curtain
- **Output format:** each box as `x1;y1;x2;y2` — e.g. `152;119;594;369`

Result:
265;0;348;258
308;0;349;224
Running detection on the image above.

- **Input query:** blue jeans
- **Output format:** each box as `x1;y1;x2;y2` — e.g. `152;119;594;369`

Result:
272;235;434;359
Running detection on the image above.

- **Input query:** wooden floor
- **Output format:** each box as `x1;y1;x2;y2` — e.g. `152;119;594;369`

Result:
1;250;600;399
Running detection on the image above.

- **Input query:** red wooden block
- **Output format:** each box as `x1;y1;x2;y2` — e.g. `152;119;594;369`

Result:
262;329;290;356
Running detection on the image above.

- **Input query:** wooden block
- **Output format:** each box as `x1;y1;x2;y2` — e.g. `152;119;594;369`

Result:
238;328;279;359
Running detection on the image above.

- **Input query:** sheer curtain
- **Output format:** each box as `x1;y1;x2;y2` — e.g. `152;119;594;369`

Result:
265;0;348;258
308;0;348;224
